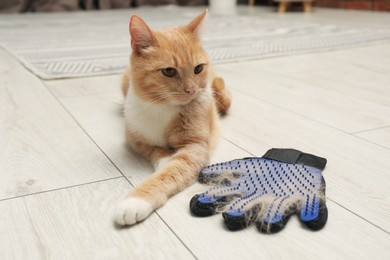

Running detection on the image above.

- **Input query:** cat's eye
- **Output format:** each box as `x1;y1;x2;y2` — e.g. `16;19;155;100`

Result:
194;64;204;75
162;67;177;77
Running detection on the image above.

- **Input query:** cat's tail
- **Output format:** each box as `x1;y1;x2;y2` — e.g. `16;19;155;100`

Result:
211;77;232;116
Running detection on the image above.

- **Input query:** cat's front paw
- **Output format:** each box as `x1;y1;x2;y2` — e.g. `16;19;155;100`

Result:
114;197;153;226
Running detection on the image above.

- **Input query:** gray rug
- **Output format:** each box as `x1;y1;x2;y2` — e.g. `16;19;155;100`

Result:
1;6;390;79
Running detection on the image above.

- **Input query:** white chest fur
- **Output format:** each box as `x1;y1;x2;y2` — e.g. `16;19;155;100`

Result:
124;89;180;148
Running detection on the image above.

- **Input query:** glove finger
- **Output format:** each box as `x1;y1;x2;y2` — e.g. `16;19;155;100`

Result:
190;194;231;217
221;192;266;231
221;161;292;231
199;157;261;184
190;184;242;217
255;196;297;234
299;177;327;231
222;204;261;231
192;163;266;219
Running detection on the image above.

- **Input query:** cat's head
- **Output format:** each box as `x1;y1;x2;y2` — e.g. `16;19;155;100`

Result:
129;11;211;106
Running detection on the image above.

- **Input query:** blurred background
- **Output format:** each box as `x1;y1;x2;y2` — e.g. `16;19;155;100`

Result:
1;0;389;13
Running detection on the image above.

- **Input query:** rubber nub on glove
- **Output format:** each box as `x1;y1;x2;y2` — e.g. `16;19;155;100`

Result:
190;193;237;217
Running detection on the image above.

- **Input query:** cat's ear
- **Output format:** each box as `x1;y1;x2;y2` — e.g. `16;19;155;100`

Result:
129;15;155;53
186;10;208;35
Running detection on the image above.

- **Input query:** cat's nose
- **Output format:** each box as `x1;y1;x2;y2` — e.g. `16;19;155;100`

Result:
185;86;196;95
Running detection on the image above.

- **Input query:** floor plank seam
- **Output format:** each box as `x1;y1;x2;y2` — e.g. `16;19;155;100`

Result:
223;134;390;234
47;87;121;99
41;80;133;183
221;137;255;156
0;176;124;203
154;211;199;260
42;79;200;258
35;54;390;241
350;134;390;151
352;125;390;135
0;45;39;79
328;198;390;236
117;169;198;259
221;98;390;234
230;88;385;139
0;8;389;258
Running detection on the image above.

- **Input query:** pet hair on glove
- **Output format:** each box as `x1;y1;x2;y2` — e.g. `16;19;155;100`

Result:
190;148;328;233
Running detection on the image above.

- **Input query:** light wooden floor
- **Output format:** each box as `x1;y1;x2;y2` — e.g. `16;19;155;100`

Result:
1;6;390;260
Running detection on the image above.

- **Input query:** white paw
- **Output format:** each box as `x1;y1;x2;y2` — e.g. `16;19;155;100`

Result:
114;197;153;226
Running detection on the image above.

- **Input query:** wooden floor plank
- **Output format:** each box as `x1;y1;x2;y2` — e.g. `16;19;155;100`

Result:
220;89;390;232
56;89;390;259
330;45;390;74
56;91;154;186
0;199;44;259
215;56;390;133
290;64;390;109
45;75;121;98
355;127;390;149
5;6;390;259
0;50;120;200
0;178;194;260
286;46;390;108
160;182;390;260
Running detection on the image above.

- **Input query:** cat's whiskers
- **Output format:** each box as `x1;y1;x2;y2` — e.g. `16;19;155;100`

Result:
137;89;193;105
136;91;172;103
129;93;176;116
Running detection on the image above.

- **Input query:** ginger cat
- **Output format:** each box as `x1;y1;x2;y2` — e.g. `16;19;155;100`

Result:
114;10;231;226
